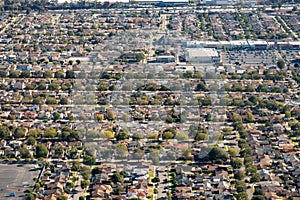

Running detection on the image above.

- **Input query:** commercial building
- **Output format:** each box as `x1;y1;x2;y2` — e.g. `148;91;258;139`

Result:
186;40;300;50
129;0;189;5
156;55;176;63
185;48;221;63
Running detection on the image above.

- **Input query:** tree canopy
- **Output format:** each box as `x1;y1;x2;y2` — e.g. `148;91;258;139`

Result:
208;146;228;161
35;144;48;158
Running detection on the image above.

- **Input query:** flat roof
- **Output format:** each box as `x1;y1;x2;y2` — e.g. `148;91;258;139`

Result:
219;41;231;45
186;48;218;58
230;40;248;45
248;40;268;45
289;41;300;45
157;55;175;58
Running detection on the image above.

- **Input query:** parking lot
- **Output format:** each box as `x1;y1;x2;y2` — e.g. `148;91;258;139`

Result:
222;50;279;66
0;163;41;199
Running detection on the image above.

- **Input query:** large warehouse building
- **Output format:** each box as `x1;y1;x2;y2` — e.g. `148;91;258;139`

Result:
185;48;221;63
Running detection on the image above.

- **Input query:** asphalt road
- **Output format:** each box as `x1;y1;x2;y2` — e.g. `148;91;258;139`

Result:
155;166;169;199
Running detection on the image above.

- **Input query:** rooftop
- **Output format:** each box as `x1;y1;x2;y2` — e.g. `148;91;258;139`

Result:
186;48;219;58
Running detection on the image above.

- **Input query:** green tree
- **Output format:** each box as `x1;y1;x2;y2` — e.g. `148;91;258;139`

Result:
28;128;41;138
9;70;20;78
195;132;208;141
80;180;90;189
228;147;238;157
61;82;72;91
175;132;189;141
54;146;64;157
25;83;35;90
199;97;212;106
37;81;47;90
236;181;247;193
20;70;31;78
252;195;265;200
111;172;123;183
102;129;114;139
59;97;68;105
98;82;109;91
35;144;48;158
165;116;173;123
57;195;68;200
45;97;57;105
80;166;91;180
116;130;129;141
183;71;193;78
44;128;57;138
67;131;80;141
152;177;160;183
241;147;252;157
71;161;80;171
14;127;26;138
183;148;192;159
19;146;32;158
115;143;128;159
236;192;248;200
43;70;53;78
66;70;75;79
246;165;257;175
148;133;158;140
208;146;228;161
250;172;260;183
244;84;254;92
27;136;36;146
0;126;11;139
195;82;207;91
247;111;255;122
83;155;96;165
231;158;243;169
256;84;268;92
277;59;285;69
234;170;245;180
232;82;244;92
235;181;247;193
52;112;60;122
193;71;202;78
69;147;78;158
48;82;60;90
162;131;174;140
25;194;35;200
55;70;65;78
285;111;291;118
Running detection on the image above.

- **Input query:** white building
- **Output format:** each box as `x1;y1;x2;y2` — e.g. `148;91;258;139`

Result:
156;55;176;63
185;48;220;63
